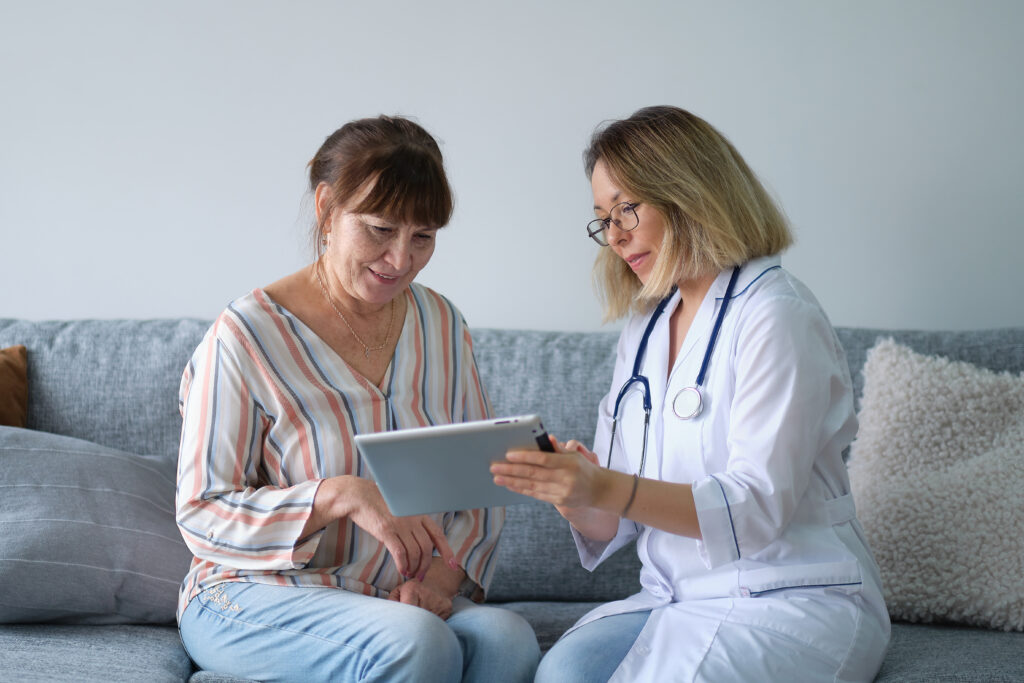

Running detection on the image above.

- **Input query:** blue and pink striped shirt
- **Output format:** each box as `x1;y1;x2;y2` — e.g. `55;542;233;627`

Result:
175;283;499;620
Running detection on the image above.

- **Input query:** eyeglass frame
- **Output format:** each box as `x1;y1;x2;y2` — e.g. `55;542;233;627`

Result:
586;201;642;246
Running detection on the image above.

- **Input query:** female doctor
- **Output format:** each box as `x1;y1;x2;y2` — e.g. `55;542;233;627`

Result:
492;106;890;682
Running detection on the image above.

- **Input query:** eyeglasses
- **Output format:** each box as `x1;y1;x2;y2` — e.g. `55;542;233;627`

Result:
586;201;641;246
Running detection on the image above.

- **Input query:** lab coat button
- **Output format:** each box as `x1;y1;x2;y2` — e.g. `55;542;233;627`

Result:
206;530;214;539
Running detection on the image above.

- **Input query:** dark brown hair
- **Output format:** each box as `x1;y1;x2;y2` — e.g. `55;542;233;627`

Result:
309;115;453;252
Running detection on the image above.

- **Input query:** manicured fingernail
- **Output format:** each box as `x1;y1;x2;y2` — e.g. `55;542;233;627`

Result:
417;572;426;581
448;558;458;570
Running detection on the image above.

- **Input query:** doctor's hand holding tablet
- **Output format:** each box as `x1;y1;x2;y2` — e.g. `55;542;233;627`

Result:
493;106;891;683
493;436;686;544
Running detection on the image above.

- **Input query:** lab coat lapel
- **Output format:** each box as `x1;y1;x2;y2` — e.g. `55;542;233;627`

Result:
667;258;782;394
665;271;732;395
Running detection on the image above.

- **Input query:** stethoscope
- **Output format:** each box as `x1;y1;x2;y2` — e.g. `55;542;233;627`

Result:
604;265;742;474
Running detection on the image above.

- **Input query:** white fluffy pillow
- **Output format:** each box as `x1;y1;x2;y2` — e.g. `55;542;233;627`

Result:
848;339;1024;631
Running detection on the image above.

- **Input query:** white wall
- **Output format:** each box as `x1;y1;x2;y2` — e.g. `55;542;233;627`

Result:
2;0;1022;331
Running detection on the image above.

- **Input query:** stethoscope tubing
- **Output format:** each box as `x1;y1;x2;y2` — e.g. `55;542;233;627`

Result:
604;265;742;473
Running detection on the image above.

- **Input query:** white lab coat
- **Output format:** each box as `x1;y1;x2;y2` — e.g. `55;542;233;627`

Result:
568;256;890;682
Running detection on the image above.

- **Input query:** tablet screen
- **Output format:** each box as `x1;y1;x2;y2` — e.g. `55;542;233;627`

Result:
355;414;552;516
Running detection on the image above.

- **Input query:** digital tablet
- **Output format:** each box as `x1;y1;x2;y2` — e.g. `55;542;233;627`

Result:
355;414;554;516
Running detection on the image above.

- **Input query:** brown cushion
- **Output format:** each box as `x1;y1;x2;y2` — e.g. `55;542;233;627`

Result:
0;345;28;427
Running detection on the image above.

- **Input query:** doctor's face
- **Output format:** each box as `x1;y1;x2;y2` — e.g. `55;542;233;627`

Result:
590;160;667;286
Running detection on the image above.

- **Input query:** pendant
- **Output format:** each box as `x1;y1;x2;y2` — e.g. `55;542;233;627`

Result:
672;386;703;420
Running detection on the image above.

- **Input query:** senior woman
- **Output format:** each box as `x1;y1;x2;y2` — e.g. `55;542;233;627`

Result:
492;106;890;682
176;115;539;682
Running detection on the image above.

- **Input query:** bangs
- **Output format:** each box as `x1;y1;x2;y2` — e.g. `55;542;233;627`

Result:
349;149;453;229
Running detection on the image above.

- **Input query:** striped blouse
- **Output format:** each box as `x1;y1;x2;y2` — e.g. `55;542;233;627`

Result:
175;283;499;620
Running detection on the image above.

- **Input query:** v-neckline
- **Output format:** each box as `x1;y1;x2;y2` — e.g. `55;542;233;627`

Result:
254;287;413;397
663;286;718;391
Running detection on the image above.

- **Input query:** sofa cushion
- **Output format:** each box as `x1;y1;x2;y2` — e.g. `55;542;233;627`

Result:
0;427;193;625
0;318;210;458
875;623;1024;682
488;501;641;602
0;624;192;682
849;339;1024;631
834;327;1024;411
499;600;598;652
0;345;28;427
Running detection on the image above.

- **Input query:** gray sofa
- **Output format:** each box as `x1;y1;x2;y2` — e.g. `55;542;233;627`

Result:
1;317;1022;682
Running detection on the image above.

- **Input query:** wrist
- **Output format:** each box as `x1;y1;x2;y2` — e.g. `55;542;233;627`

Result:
621;474;640;517
305;477;345;538
423;561;466;598
594;469;635;515
329;475;366;518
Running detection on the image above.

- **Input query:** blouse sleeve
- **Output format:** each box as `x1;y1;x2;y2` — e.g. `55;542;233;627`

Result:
176;318;323;570
439;323;504;595
691;295;857;568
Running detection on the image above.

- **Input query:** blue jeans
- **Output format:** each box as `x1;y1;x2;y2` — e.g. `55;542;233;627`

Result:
179;582;539;683
535;610;650;683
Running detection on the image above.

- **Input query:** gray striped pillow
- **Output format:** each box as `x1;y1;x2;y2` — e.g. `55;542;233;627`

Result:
0;427;192;624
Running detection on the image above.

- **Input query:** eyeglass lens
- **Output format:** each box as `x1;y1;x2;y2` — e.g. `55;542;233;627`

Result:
587;202;639;246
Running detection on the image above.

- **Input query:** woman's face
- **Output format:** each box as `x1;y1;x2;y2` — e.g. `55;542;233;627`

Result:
320;199;437;309
590;160;666;286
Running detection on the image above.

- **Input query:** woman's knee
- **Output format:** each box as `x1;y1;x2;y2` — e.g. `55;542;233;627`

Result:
371;608;463;682
448;604;539;680
459;605;536;645
536;637;581;683
535;611;649;683
495;613;542;680
181;585;466;682
537;636;609;683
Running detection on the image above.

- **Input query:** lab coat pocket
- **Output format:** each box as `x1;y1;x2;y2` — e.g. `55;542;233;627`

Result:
738;560;863;598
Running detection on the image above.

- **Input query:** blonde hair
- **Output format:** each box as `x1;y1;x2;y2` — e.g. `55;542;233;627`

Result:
585;106;793;321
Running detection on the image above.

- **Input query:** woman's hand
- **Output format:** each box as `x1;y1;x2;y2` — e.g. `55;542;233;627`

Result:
346;479;457;579
491;437;607;509
492;437;623;542
390;547;467;620
388;578;453;619
493;437;704;542
310;476;457;580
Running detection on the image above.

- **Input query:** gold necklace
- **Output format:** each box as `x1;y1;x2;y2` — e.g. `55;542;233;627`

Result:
315;267;396;358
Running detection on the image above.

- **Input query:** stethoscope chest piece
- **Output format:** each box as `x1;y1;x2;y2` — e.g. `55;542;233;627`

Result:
605;265;742;470
672;386;703;420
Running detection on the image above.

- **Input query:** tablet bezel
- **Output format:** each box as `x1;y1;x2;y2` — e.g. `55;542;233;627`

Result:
355;414;552;516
